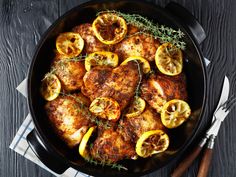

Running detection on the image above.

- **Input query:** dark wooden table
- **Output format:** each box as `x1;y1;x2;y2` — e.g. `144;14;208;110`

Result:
1;0;236;177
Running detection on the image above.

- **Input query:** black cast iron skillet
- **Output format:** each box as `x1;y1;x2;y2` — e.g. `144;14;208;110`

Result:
27;0;207;176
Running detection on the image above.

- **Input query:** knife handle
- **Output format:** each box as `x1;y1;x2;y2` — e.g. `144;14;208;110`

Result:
171;137;208;177
197;136;215;177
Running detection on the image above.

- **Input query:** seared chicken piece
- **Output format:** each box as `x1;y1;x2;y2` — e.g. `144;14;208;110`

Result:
45;94;93;148
82;61;139;110
118;106;166;143
72;23;112;54
90;129;136;163
54;51;70;61
53;59;86;92
81;66;112;98
115;25;160;62
141;73;188;112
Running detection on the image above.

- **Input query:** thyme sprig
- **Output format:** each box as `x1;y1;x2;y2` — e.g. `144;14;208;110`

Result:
125;31;146;38
85;157;128;171
97;10;186;50
56;54;88;63
133;60;142;97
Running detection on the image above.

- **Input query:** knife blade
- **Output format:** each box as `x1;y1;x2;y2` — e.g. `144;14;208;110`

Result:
211;76;230;123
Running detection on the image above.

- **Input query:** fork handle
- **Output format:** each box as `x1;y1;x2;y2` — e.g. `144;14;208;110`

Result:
197;136;215;177
171;137;208;177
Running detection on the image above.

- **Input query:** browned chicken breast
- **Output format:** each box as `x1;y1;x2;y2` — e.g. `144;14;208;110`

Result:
90;129;136;163
141;73;188;112
118;106;166;143
81;66;112;97
45;94;93;148
53;59;86;92
72;23;112;54
82;61;139;110
54;51;69;61
115;25;160;62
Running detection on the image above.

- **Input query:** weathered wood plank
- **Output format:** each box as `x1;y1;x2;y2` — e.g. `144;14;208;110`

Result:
0;0;236;177
0;0;59;177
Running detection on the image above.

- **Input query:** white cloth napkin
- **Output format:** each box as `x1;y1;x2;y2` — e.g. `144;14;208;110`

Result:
9;58;210;177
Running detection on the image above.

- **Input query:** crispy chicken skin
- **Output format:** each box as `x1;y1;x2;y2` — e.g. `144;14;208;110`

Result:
81;66;112;98
115;25;160;62
53;60;86;92
118;106;166;143
82;61;139;110
72;23;112;54
141;73;188;112
45;94;93;148
90;129;136;163
54;51;69;60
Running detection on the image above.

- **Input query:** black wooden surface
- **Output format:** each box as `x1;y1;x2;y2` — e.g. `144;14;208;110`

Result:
0;0;236;177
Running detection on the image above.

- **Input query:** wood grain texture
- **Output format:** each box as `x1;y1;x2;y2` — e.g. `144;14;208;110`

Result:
0;0;236;177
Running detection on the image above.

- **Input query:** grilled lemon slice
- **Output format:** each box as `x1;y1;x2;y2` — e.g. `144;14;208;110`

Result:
92;13;127;44
136;130;169;158
85;51;119;71
161;99;191;129
126;97;146;118
121;56;151;74
40;73;61;101
56;32;84;58
155;43;183;76
89;97;121;122
79;126;96;159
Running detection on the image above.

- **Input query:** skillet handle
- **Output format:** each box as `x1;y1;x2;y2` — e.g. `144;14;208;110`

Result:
27;129;69;174
166;2;206;44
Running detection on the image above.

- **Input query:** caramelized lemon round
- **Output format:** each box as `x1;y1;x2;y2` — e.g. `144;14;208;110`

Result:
92;13;127;44
89;97;121;122
79;126;96;159
155;43;183;76
121;56;151;74
85;51;119;71
40;73;61;101
136;130;169;158
126;97;146;118
56;32;84;58
161;99;191;129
